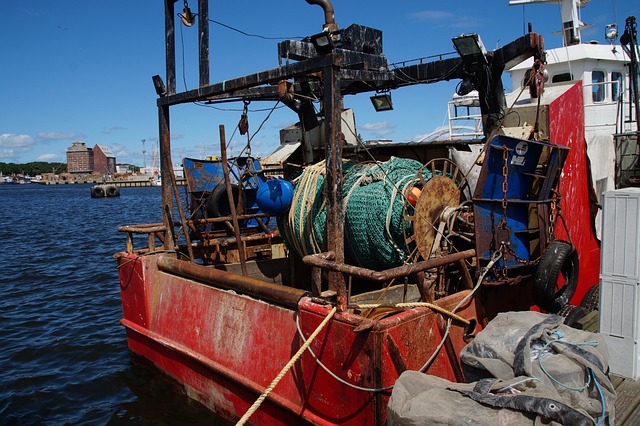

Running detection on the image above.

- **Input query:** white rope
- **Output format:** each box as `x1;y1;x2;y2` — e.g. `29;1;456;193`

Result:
235;306;337;426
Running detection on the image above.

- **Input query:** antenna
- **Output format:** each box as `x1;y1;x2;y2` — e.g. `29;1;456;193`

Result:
142;139;147;174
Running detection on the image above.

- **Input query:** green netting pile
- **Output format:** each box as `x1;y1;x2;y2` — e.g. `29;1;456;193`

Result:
278;157;431;270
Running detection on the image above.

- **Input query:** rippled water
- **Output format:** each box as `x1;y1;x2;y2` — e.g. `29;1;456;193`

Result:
0;184;224;425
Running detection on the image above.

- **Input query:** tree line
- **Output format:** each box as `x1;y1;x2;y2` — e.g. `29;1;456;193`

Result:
0;162;67;176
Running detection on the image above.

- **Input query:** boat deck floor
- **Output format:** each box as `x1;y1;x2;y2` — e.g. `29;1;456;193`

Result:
578;311;640;425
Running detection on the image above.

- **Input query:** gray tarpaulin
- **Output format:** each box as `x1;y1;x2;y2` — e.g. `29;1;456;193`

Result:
387;311;615;425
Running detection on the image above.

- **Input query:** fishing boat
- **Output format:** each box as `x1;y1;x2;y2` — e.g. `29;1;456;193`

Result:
114;0;636;424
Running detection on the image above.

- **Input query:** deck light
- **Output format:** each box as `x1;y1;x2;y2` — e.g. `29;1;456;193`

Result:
152;75;166;97
370;92;393;112
605;24;618;43
452;33;488;65
310;31;335;55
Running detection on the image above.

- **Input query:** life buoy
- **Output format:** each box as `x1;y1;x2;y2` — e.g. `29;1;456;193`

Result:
533;240;579;313
206;184;242;217
92;186;105;198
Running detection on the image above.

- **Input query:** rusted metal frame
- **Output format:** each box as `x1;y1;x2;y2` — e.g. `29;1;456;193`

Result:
390;57;464;88
494;33;545;71
323;55;347;312
190;212;271;224
159;105;175;250
458;259;474;290
219;125;248;276
198;0;209;88
119;224;168;233
157;47;389;108
158;103;195;260
125;233;134;254
193;231;276;247
157;256;308;308
303;249;476;283
119;224;169;254
279;41;389;68
278;40;388;66
158;55;331;107
414;271;433;303
164;0;176;96
171;169;195;261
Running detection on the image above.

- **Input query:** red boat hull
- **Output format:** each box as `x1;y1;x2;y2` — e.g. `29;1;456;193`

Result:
117;252;483;425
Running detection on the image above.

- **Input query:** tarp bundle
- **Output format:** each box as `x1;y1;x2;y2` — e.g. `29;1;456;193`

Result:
387;311;615;425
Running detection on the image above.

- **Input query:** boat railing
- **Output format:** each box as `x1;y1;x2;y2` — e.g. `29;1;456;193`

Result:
303;249;476;304
118;223;168;254
118;215;278;255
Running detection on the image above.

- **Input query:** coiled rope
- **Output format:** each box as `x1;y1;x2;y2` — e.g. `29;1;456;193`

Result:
235;306;337;426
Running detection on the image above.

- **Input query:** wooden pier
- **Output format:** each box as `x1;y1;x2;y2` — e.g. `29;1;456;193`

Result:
42;178;185;187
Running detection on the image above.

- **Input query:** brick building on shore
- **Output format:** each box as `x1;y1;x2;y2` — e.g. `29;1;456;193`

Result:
66;141;116;176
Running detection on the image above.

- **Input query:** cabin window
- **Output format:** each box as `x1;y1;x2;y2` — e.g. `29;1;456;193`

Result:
552;72;573;83
612;72;623;101
592;71;605;102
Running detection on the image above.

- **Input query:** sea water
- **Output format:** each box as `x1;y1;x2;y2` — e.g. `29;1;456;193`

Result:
0;184;226;425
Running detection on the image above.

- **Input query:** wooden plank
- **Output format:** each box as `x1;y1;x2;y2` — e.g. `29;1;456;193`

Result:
614;377;640;425
611;375;625;388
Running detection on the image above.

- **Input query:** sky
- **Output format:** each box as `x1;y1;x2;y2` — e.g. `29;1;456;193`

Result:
1;0;638;167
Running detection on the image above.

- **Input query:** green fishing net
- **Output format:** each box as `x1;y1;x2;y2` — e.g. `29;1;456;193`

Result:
278;157;430;270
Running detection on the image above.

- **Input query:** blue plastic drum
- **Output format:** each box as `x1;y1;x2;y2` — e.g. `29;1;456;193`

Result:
256;179;294;216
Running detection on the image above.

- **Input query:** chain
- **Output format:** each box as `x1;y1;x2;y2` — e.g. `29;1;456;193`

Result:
548;196;557;243
500;146;509;228
498;146;510;279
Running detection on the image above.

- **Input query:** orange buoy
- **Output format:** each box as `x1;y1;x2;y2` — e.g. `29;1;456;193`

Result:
406;186;422;206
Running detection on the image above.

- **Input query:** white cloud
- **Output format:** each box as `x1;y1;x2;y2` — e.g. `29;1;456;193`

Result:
0;149;19;161
360;121;396;139
361;121;393;131
411;10;453;21
101;126;126;135
0;133;34;148
36;153;60;161
410;10;480;30
37;131;82;141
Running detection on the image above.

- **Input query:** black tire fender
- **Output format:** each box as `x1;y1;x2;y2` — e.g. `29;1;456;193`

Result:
106;186;119;197
558;304;588;329
580;284;600;312
534;240;579;313
92;186;105;198
206;184;242;217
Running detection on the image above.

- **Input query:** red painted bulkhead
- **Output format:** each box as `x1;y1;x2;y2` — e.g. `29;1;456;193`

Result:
117;252;482;425
546;81;601;303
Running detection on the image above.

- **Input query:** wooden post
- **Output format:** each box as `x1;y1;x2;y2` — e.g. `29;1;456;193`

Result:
219;125;248;276
323;56;346;311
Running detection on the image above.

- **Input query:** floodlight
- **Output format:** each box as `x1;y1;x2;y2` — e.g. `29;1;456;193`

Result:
152;75;166;97
310;32;334;55
370;93;393;112
452;33;488;65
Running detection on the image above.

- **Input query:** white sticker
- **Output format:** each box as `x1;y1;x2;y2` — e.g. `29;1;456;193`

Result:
511;155;526;166
515;141;528;156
